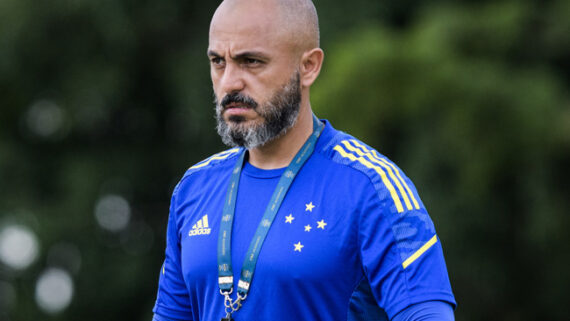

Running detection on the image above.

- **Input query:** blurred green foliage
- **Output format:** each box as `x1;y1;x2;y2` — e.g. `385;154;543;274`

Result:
0;0;568;320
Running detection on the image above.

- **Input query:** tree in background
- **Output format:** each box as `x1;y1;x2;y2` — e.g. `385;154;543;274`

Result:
313;2;570;320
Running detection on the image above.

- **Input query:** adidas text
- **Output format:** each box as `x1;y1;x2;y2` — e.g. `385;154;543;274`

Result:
189;215;211;236
189;228;211;236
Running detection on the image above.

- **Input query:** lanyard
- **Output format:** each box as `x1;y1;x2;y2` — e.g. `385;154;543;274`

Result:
217;115;324;319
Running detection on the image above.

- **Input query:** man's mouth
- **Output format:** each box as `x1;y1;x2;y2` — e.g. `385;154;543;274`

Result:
225;102;252;110
222;102;256;120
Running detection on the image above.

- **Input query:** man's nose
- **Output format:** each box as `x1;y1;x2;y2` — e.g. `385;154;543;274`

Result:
219;63;245;94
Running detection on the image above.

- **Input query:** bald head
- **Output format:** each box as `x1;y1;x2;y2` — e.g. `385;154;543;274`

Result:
208;0;325;153
274;0;320;49
210;0;320;53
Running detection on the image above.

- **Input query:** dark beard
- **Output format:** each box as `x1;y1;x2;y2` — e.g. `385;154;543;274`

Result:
215;71;301;149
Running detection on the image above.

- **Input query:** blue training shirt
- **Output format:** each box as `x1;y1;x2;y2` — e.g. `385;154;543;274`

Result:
153;120;456;320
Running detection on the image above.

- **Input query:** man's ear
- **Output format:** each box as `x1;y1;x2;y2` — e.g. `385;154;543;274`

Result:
299;48;324;88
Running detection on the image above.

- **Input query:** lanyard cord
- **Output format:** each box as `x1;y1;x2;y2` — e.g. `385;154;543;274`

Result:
217;115;324;317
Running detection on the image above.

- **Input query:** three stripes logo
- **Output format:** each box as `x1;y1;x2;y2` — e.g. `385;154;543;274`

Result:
189;215;211;236
333;139;421;213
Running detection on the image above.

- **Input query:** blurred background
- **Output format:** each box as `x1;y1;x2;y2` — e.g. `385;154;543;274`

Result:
0;0;568;320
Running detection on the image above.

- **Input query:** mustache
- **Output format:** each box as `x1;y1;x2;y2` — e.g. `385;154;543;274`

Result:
220;92;259;109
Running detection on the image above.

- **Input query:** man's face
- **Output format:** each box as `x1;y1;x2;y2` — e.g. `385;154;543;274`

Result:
214;72;301;149
208;2;302;148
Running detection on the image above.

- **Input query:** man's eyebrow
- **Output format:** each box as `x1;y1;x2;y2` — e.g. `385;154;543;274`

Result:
207;50;270;62
207;50;221;57
231;51;268;60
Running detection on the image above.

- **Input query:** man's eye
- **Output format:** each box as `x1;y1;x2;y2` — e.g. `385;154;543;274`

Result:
211;57;224;66
245;58;261;65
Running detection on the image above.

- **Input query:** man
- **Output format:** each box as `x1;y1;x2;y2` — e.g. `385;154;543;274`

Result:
152;0;456;320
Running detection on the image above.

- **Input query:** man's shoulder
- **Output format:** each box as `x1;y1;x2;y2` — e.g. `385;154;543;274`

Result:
188;147;241;170
318;128;398;180
318;128;422;213
179;147;241;183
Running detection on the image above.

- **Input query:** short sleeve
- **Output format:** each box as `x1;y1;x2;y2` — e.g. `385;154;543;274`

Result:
392;300;455;321
153;185;193;320
358;174;456;320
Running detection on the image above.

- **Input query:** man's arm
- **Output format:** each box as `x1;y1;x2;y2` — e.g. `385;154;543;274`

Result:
152;183;193;320
152;314;176;321
353;151;456;319
392;301;455;321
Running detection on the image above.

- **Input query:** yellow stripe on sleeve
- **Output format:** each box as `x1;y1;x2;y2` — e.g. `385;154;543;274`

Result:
333;145;404;213
190;148;240;170
341;141;413;211
350;140;420;210
402;235;438;269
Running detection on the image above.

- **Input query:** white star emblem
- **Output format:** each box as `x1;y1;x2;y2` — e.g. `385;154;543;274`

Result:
261;219;271;227
317;219;327;229
285;170;295;178
285;214;294;224
304;224;312;232
305;202;315;212
294;242;304;252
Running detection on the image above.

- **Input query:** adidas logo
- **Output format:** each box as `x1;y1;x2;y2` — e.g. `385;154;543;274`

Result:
189;215;211;236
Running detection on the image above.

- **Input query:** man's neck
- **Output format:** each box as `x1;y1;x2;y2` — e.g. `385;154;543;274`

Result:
247;108;314;170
